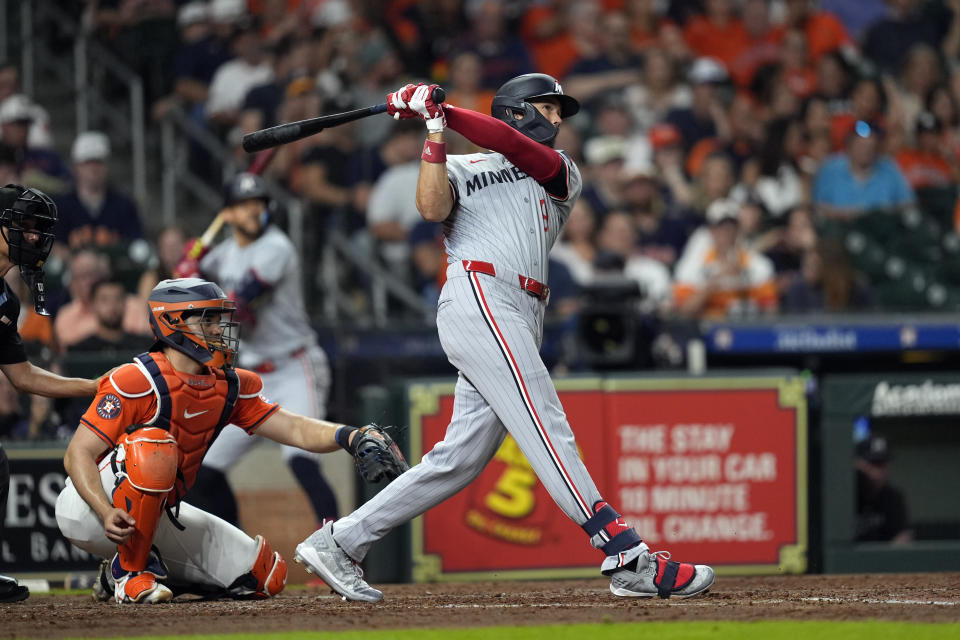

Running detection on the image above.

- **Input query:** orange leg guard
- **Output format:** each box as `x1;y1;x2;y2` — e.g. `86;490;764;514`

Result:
112;428;179;573
227;535;288;599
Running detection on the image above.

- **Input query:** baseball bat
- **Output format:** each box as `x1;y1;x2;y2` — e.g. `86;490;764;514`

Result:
186;147;278;259
241;87;446;153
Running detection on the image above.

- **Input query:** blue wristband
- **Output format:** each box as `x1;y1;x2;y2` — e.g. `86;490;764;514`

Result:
335;425;358;453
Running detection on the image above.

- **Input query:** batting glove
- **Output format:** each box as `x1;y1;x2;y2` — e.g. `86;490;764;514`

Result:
386;83;419;120
409;84;446;133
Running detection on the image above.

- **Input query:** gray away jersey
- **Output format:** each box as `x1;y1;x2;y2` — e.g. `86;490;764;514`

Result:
201;225;315;367
444;150;582;284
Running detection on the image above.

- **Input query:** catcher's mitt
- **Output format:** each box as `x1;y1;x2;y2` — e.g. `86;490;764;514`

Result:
352;424;409;483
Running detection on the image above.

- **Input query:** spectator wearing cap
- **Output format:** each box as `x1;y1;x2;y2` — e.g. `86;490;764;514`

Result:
621;162;697;268
855;434;913;544
896;112;956;190
581;135;628;217
665;57;731;154
813;121;915;221
53;132;143;251
152;2;231;122
0;63;52;148
682;0;749;70
0;94;70;192
673;197;777;319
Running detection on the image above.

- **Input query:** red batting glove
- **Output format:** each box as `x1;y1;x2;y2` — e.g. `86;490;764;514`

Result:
173;238;208;278
386;83;421;119
409;84;445;132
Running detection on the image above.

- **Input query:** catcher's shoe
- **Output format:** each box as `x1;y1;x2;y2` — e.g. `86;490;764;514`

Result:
294;521;383;602
94;549;169;602
605;543;714;599
110;554;173;604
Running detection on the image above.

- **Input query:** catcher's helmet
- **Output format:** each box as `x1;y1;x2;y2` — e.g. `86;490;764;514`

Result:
491;73;580;145
148;278;239;369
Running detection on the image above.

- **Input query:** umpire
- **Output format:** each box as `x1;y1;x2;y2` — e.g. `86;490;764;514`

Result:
0;184;107;602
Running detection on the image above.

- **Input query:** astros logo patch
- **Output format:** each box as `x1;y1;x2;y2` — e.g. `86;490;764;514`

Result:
96;394;122;419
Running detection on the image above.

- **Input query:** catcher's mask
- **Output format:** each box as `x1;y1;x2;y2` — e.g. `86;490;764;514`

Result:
491;73;580;146
148;278;239;369
0;184;57;315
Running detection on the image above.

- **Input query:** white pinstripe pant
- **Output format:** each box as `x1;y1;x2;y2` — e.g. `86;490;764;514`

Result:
333;264;608;561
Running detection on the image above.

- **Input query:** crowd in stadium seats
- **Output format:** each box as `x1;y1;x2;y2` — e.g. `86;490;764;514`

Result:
3;0;960;436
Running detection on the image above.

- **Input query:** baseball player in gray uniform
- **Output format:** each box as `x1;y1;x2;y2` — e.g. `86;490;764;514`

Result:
184;173;338;527
295;75;715;601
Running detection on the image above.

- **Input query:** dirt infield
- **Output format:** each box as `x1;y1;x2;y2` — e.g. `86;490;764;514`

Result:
3;573;959;638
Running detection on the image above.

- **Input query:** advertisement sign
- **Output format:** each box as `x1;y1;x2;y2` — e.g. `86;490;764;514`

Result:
408;375;807;581
2;449;96;574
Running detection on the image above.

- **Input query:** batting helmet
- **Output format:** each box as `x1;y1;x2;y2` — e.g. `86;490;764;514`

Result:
223;172;276;228
148;278;239;369
491;73;580;145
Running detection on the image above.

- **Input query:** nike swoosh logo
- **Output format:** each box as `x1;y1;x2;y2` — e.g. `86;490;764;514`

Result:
469;159;486;163
184;409;209;419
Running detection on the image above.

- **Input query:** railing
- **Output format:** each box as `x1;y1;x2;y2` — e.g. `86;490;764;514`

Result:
18;0;147;206
9;0;433;328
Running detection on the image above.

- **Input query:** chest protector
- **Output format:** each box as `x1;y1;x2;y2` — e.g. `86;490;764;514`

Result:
133;352;239;504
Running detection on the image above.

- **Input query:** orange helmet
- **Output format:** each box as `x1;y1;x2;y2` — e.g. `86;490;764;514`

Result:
148;278;239;368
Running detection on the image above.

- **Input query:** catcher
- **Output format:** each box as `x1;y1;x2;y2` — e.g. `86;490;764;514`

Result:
54;278;407;604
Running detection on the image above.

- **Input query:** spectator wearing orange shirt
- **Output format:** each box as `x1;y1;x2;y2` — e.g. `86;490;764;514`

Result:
896;112;956;189
682;0;749;70
727;0;780;89
773;0;854;64
673;198;778;319
520;0;602;81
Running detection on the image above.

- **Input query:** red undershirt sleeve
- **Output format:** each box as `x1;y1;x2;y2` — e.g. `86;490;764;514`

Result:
444;106;564;184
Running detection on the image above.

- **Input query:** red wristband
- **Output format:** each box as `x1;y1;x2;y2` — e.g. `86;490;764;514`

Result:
422;140;446;164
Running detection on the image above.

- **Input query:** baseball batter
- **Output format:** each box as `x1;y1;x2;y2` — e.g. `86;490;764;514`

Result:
295;76;715;601
54;278;406;604
180;173;338;527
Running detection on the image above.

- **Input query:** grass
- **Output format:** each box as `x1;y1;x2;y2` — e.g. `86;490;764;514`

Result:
61;621;960;640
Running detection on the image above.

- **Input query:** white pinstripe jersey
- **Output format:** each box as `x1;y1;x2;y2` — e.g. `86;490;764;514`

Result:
444;151;582;284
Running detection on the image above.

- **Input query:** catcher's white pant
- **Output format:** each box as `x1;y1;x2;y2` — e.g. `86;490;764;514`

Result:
55;453;259;589
203;345;330;470
332;264;605;560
